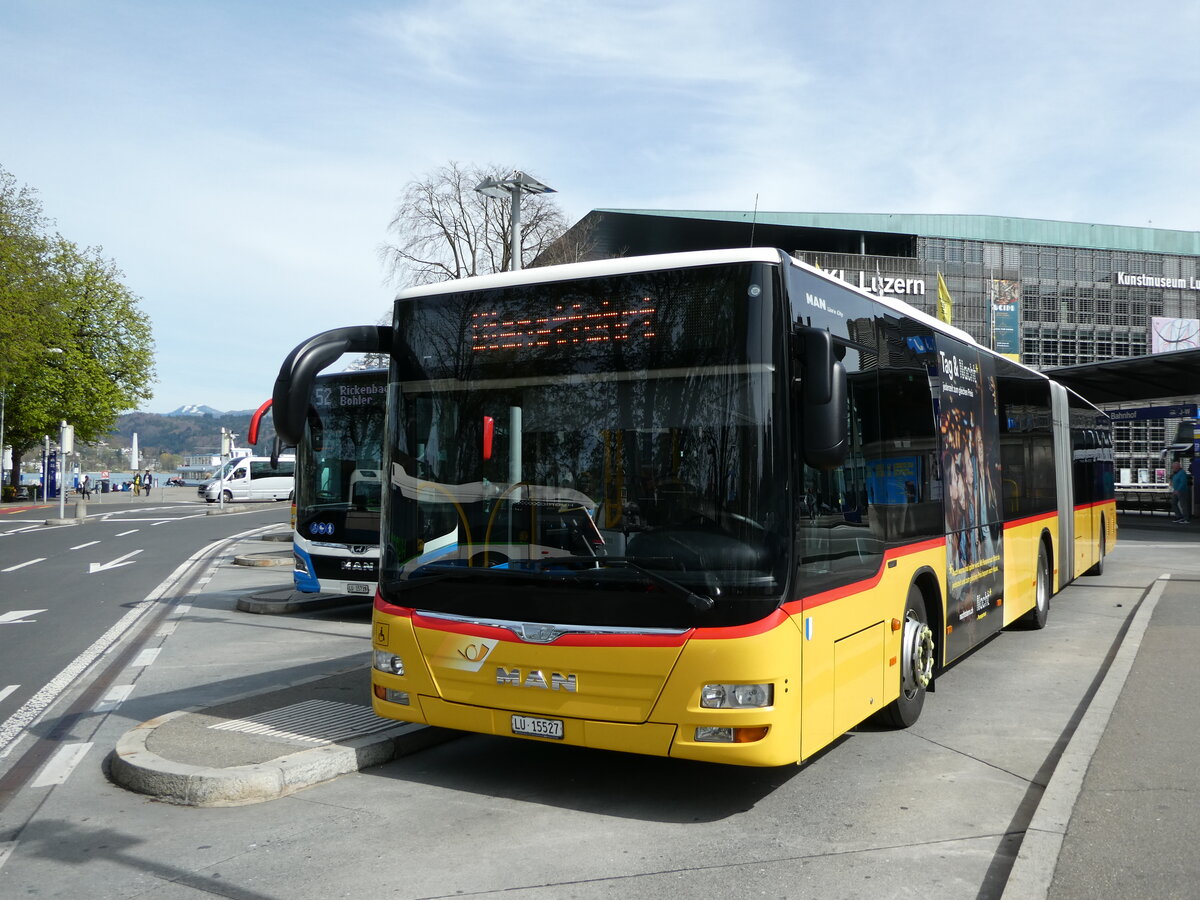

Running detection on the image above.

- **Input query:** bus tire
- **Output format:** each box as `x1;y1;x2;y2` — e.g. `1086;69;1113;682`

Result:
1084;521;1106;576
1020;541;1052;629
880;584;934;728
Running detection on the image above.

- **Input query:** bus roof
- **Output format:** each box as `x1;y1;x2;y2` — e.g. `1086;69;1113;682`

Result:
393;248;786;300
392;247;1042;388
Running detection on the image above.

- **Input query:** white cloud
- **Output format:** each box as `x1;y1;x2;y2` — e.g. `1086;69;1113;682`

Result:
3;0;1199;411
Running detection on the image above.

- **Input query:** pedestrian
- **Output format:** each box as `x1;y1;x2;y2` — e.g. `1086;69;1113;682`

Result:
80;474;91;500
1170;460;1190;523
143;469;153;497
132;472;141;496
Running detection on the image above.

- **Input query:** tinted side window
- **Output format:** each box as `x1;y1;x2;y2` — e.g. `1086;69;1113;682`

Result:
996;374;1054;518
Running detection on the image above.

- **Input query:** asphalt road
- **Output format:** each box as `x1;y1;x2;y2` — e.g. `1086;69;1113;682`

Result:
0;515;1186;898
0;492;290;761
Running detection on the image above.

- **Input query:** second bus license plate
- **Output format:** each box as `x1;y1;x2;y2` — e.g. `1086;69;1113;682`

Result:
511;715;564;739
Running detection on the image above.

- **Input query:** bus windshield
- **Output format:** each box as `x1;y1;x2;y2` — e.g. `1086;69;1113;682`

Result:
295;371;387;547
381;262;789;627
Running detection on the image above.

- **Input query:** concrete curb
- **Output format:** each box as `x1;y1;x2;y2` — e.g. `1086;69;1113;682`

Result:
110;710;442;807
232;551;291;567
235;587;371;615
1000;574;1168;899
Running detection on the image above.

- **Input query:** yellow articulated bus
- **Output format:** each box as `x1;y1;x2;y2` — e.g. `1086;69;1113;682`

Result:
272;248;1114;767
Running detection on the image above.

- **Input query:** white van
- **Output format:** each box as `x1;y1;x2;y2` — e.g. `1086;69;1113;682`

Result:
201;455;296;503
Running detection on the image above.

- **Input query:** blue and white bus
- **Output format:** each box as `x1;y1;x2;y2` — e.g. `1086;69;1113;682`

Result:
289;369;387;597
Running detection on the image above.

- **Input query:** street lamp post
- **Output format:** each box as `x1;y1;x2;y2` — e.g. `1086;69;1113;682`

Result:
474;170;556;271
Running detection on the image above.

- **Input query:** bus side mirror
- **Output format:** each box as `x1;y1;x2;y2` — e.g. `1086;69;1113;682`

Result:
273;325;390;446
795;326;848;469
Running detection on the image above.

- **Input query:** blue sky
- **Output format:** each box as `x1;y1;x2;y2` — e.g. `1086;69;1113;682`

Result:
3;0;1198;413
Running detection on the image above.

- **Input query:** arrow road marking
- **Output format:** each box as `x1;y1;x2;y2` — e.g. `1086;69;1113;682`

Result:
88;549;143;574
0;611;46;625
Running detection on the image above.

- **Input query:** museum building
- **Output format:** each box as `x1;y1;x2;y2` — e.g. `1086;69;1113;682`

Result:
562;209;1200;484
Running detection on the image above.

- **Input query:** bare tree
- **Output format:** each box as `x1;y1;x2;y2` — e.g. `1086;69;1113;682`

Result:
380;161;571;286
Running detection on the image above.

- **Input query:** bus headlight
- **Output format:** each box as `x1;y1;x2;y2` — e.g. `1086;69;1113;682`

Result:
294;553;310;575
700;683;773;709
373;651;404;676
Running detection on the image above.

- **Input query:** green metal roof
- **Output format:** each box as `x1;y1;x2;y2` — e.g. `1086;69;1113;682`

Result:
595;210;1200;256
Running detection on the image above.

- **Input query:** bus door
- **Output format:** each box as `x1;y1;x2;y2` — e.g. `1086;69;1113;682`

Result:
1050;382;1075;584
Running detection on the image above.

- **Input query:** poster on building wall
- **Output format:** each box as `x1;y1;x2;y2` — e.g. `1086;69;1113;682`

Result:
1150;317;1200;354
937;342;1004;661
990;279;1021;362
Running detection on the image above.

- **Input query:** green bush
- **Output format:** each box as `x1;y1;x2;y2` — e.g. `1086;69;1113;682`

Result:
1;485;15;502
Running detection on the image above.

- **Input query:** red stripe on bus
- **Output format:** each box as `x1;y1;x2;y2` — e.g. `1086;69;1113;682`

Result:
1003;510;1057;530
788;537;944;614
375;596;695;646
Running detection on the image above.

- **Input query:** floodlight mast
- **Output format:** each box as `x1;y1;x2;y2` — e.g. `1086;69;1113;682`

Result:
474;170;556;271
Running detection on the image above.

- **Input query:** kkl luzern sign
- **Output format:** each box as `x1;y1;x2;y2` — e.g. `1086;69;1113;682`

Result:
818;268;926;297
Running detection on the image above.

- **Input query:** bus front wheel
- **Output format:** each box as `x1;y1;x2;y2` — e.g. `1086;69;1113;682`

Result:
881;585;934;728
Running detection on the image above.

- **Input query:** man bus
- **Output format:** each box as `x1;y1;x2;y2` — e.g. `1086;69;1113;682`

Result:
271;248;1114;767
249;370;386;597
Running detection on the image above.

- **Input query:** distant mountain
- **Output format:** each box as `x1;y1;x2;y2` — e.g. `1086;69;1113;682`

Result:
167;404;224;417
109;409;276;458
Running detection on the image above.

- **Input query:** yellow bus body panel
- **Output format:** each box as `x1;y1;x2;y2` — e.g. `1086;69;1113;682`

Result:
372;608;811;766
796;541;944;760
371;506;1112;767
1000;516;1051;626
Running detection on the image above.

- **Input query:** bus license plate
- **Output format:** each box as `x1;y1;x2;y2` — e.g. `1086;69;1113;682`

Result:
346;583;370;594
511;715;564;739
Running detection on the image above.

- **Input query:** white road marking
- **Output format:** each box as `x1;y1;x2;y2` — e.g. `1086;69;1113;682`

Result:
31;742;93;787
0;610;46;625
70;540;102;550
114;529;139;537
0;685;19;704
0;840;16;872
88;548;143;573
93;684;135;713
1;558;45;573
130;647;160;668
0;522;277;759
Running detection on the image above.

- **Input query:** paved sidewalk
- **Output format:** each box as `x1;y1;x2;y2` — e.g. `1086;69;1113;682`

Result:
106;532;452;807
102;515;1197;896
1001;514;1200;898
1043;574;1200;898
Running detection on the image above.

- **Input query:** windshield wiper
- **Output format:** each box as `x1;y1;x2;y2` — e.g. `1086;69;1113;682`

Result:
524;555;716;611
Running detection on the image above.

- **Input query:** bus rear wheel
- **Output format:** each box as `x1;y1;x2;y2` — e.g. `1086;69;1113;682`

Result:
1020;541;1051;629
1084;521;1105;576
880;585;934;728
